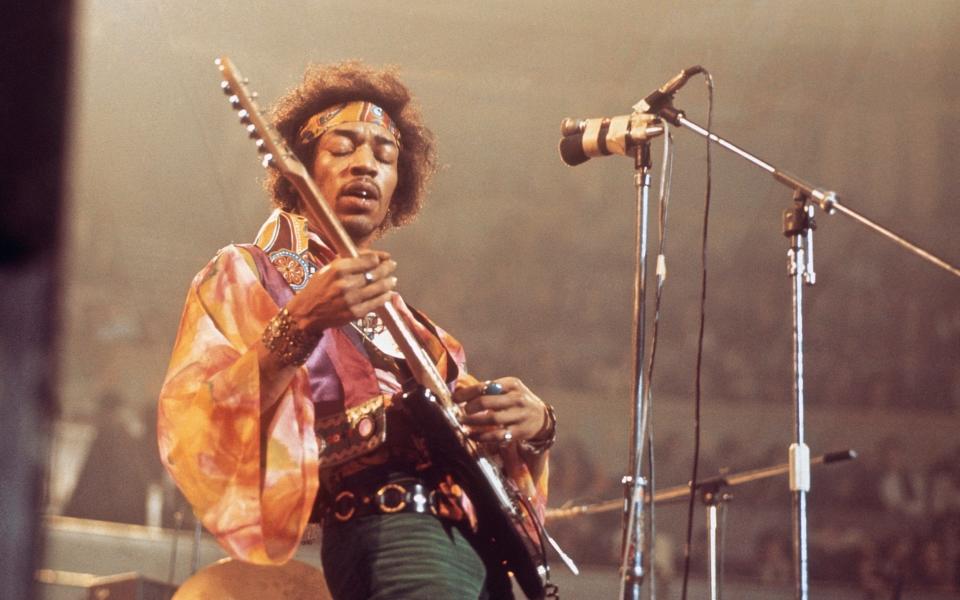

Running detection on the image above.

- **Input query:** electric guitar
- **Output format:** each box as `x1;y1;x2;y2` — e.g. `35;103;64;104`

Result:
215;56;551;599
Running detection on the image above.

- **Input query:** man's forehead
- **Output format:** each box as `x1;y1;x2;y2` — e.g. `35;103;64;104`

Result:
324;121;397;142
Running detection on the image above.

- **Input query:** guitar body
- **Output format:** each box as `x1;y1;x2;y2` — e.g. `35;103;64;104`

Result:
402;387;546;599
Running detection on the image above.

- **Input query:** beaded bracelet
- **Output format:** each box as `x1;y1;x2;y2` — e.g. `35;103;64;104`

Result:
262;307;319;367
519;403;557;455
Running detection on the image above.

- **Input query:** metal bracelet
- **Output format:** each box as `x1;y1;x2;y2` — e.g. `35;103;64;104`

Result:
519;403;557;455
262;307;319;366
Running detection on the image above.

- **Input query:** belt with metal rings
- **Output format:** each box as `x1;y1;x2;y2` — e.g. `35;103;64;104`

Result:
328;478;438;523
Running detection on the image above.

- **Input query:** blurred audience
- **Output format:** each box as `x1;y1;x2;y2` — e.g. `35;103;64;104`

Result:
877;438;926;520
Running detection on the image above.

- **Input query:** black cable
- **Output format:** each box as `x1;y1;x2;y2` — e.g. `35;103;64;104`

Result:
517;493;552;589
646;435;656;600
680;69;715;600
644;130;674;409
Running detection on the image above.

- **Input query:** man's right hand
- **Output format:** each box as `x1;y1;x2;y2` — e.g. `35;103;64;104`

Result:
284;250;397;336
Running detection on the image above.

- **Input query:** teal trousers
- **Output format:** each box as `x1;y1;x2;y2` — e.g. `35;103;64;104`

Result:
321;513;512;600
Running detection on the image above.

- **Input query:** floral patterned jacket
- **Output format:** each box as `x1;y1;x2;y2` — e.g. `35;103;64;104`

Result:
157;209;548;564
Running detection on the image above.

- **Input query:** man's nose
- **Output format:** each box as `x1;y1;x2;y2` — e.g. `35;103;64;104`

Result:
349;143;378;176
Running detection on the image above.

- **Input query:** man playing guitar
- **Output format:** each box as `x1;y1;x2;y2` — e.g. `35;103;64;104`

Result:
158;61;556;599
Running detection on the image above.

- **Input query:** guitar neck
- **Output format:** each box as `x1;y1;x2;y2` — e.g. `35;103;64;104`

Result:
215;55;454;406
290;174;454;405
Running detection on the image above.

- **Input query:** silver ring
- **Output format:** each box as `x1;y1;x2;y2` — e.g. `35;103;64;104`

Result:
363;271;376;285
500;429;513;445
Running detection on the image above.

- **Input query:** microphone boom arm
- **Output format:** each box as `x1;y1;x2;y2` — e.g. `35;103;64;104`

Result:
656;105;959;278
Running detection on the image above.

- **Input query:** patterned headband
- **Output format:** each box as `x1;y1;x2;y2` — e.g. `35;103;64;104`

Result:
297;101;402;148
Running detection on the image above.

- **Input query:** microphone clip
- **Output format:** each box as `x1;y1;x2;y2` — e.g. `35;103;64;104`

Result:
633;65;705;124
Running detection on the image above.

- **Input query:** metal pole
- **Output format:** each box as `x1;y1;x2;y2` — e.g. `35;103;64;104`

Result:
701;486;730;600
191;518;203;574
707;503;719;600
168;509;184;584
619;141;653;600
785;198;814;600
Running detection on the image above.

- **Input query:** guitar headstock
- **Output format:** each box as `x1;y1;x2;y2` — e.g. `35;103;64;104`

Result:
215;56;311;183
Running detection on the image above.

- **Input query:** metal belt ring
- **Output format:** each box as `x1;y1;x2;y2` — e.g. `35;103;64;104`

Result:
376;483;408;513
333;490;356;522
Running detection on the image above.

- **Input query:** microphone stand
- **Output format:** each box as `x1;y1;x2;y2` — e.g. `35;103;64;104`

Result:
785;192;813;598
191;517;202;574
619;138;654;600
167;508;184;584
701;481;730;600
651;102;959;600
548;449;858;599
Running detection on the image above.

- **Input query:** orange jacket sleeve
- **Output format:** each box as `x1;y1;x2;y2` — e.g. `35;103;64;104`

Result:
157;246;319;564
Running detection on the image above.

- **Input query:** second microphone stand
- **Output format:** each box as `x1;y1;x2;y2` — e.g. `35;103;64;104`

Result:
651;100;960;600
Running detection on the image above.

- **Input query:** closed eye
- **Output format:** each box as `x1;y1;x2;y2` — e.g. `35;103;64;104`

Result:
375;142;398;164
321;127;398;163
326;137;356;156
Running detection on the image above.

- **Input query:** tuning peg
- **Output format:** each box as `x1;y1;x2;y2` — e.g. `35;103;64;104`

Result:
255;139;268;153
228;94;240;108
261;153;274;168
220;80;232;95
237;109;251;124
246;124;257;138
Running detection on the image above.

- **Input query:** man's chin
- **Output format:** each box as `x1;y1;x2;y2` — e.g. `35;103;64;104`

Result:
339;216;379;245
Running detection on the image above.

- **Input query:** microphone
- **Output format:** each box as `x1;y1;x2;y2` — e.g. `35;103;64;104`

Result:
633;65;704;114
558;113;664;166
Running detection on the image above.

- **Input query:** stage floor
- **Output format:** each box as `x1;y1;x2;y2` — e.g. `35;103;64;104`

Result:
40;516;957;599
